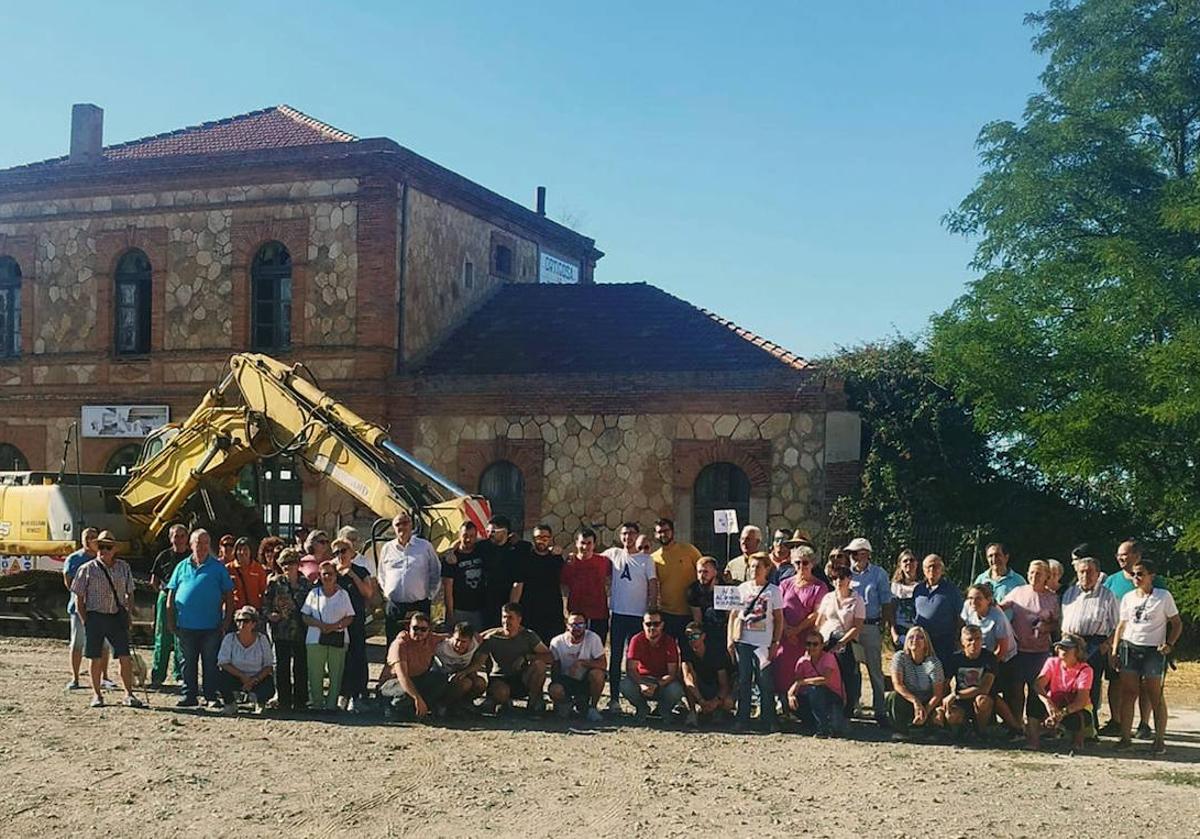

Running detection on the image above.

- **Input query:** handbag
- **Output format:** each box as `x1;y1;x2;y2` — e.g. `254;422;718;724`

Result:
316;588;345;648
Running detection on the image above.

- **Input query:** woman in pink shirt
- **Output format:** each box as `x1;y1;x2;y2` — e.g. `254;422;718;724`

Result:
787;631;846;736
1029;633;1094;751
814;565;865;714
999;559;1060;728
774;546;830;696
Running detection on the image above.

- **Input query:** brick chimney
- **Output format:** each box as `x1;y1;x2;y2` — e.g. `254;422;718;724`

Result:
68;104;104;165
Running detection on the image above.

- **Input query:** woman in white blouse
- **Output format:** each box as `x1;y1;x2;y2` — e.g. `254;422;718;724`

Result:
302;560;356;712
815;564;865;714
217;605;275;714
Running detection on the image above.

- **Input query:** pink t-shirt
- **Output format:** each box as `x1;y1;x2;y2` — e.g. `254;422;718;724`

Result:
794;650;845;701
1000;585;1060;653
1039;656;1093;707
780;577;829;627
815;590;866;640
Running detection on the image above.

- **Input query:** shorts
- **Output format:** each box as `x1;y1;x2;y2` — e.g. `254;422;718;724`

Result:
1118;641;1166;679
70;612;112;654
991;656;1019;699
84;611;130;659
550;674;591;704
491;670;531;699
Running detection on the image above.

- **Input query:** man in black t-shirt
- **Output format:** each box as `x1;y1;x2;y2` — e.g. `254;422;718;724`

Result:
478;516;528;629
149;524;191;689
940;624;997;735
441;521;488;631
680;621;734;727
686;557;727;650
520;523;566;644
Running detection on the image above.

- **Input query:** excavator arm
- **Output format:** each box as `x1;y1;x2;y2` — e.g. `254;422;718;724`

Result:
118;353;490;552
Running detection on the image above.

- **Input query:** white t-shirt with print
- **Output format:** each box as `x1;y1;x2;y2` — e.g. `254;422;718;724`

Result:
434;636;479;674
1120;588;1179;647
604;548;657;617
733;581;783;649
550;629;605;679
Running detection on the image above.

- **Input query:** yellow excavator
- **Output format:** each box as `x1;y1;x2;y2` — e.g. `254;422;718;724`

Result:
0;352;490;631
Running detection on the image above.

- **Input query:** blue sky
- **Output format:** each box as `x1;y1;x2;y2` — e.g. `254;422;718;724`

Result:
1;1;1046;358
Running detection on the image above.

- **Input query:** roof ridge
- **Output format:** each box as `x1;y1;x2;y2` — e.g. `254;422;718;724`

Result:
648;285;808;371
276;104;358;143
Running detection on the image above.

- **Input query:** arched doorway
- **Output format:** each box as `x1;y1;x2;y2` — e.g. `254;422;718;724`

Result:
692;461;751;561
479;460;525;537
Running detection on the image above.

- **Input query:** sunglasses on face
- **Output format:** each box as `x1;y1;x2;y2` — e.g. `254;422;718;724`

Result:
644;621;663;627
568;622;587;629
1132;571;1147;578
686;633;703;641
411;625;430;634
235;618;255;624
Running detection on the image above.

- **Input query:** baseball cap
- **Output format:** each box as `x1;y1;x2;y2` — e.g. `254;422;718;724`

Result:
844;537;873;553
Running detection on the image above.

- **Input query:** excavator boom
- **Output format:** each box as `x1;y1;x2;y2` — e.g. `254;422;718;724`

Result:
118;353;489;551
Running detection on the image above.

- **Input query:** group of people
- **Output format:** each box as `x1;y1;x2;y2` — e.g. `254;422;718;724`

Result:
63;514;1184;753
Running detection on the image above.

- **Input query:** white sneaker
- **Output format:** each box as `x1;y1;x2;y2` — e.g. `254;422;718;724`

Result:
337;695;349;711
253;702;266;715
100;678;118;690
346;698;358;714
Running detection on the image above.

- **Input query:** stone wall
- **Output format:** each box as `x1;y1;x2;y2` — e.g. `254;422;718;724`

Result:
401;187;538;363
407;411;825;543
0;179;359;354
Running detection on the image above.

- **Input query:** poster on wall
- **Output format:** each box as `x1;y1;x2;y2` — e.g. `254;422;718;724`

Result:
81;405;170;438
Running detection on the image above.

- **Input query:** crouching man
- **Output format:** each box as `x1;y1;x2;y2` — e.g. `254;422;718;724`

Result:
433;621;488;713
680;621;734;727
380;611;450;720
471;603;552;715
548;612;607;723
620;610;686;723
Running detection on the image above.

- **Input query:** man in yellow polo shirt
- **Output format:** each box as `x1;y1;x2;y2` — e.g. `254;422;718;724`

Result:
652;518;702;646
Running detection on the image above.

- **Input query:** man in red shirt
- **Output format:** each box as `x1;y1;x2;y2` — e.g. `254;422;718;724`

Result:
561;528;612;643
619;610;685;722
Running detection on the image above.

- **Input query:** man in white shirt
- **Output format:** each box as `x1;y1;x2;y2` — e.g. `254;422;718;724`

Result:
1061;556;1119;717
377;512;441;645
603;522;658;712
548;612;607;723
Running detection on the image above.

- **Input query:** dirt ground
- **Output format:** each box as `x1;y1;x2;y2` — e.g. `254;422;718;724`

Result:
2;637;1199;839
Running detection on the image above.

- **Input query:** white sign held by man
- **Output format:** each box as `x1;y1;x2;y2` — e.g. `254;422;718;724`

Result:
713;585;743;611
713;509;739;535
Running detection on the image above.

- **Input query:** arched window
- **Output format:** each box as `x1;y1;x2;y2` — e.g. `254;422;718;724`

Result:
480;460;524;537
0;256;21;358
692;462;751;560
104;444;142;476
0;443;29;471
114;249;152;355
251;242;292;351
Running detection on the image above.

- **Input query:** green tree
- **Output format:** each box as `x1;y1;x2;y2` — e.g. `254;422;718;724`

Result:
933;0;1200;549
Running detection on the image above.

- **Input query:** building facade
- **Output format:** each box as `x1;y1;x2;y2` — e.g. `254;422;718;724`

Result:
0;104;858;554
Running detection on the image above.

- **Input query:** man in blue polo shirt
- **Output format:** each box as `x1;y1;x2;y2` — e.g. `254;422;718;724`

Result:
847;537;892;726
973;542;1025;609
166;529;234;709
914;554;964;665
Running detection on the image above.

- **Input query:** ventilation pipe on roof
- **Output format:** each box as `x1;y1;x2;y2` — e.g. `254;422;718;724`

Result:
69;104;104;165
535;186;546;216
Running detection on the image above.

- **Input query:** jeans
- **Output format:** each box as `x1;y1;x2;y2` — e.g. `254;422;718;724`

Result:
306;643;348;710
794;685;847;734
177;627;221;702
150;591;182;684
734;642;777;727
608;613;643;701
218;671;276;705
273;637;308;711
339;623;369;701
619;675;685;715
851;623;886;718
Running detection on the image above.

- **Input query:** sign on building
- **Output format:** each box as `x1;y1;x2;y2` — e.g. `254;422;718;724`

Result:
81;405;170;438
539;251;580;284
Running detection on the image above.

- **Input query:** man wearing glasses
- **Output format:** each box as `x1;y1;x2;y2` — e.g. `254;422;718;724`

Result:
548;612;607;723
680;621;733;727
70;530;144;709
377;512;441;646
620;610;685;722
382;611;450;719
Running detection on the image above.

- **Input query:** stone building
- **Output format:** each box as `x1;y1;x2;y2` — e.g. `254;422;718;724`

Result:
0;104;858;555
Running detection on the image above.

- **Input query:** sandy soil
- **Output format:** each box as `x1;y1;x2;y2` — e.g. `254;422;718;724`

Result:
2;636;1199;839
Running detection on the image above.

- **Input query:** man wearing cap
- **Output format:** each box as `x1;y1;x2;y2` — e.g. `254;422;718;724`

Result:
1061;556;1119;722
63;527;113;691
847;537;893;726
166;528;235;709
723;526;763;583
70;531;144;708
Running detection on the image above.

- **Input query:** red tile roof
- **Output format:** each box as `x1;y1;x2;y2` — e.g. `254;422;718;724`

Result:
419;282;809;376
10;105;356;171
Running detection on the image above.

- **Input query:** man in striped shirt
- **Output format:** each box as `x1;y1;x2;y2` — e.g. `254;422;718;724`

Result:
70;530;144;709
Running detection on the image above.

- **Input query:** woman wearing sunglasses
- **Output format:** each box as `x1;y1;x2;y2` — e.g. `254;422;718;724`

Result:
216;605;275;715
1112;560;1182;754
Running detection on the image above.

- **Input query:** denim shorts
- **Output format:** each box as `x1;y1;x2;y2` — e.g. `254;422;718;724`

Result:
1118;640;1166;679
